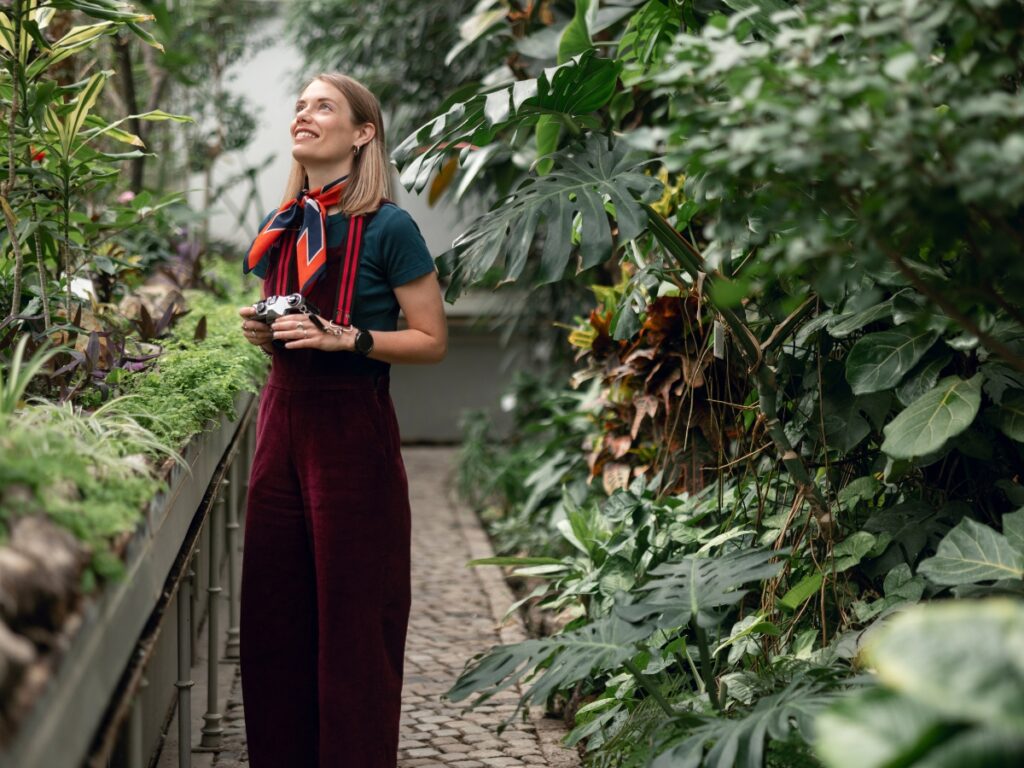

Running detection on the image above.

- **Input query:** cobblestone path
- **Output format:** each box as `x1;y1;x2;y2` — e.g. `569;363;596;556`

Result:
201;447;578;768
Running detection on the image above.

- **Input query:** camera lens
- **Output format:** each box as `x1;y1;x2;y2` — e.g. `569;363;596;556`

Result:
287;294;301;306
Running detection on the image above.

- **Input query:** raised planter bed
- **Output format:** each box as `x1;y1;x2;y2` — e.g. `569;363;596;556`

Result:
0;391;256;768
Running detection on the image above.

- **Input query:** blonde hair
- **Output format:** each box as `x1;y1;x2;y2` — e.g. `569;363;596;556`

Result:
280;72;392;216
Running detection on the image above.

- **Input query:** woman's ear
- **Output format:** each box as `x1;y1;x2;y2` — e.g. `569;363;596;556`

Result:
358;122;377;147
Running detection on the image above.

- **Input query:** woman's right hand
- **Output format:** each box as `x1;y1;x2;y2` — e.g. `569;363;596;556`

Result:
239;306;274;348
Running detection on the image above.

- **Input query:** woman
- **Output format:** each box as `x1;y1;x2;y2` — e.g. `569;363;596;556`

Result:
236;72;447;767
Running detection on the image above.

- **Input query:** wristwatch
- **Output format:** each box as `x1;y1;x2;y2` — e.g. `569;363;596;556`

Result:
353;327;374;356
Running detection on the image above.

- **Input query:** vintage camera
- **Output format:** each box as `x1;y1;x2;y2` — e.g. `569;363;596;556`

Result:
251;293;322;349
250;293;319;324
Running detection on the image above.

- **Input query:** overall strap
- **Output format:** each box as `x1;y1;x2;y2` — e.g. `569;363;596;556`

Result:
331;198;394;326
334;214;365;326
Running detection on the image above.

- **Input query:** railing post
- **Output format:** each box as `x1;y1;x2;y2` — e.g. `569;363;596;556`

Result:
225;455;241;660
189;543;199;668
199;486;225;748
176;555;194;768
126;673;148;768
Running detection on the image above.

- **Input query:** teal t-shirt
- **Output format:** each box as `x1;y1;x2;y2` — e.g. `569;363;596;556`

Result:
253;201;437;331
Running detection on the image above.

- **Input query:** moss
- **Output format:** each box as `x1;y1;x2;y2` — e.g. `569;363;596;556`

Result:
0;259;267;593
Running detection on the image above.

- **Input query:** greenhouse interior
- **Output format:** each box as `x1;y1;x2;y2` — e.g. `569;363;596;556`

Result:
0;1;1022;767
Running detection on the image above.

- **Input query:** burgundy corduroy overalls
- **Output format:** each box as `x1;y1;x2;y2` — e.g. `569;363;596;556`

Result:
239;218;411;768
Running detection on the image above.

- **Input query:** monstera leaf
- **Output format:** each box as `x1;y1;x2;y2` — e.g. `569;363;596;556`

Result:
615;548;786;630
652;677;847;768
434;134;661;301
444;610;651;725
393;48;621;190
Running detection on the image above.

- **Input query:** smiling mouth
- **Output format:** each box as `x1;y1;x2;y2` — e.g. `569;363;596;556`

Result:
294;130;318;140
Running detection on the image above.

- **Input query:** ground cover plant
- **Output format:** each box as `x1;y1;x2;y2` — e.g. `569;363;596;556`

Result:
395;1;1024;765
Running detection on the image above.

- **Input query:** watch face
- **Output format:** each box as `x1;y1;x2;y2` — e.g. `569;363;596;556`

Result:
355;329;373;354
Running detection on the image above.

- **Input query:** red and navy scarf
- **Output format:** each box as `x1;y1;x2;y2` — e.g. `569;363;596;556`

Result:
243;174;350;295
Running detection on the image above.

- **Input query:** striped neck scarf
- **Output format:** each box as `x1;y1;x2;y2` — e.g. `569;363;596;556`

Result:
243;174;352;295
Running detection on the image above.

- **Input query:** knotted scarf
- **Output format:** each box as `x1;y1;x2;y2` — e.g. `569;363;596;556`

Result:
243;174;350;295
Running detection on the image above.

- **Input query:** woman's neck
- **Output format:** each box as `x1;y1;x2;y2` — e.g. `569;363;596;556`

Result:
305;161;353;193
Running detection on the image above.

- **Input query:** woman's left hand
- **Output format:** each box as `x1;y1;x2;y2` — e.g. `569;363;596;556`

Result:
271;314;355;352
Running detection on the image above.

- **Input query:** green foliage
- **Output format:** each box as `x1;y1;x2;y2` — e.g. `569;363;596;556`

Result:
918;512;1024;586
0;259;265;591
123;273;266;445
394;49;623;193
815;599;1024;768
434;134;660;301
616;548;784;630
418;0;1024;765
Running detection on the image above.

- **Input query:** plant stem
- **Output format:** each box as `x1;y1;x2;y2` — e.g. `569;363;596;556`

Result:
3;2;24;321
621;658;676;718
26;179;51;327
693;622;721;711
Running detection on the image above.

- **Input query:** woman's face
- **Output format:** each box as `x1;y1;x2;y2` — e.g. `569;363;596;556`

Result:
290;79;370;169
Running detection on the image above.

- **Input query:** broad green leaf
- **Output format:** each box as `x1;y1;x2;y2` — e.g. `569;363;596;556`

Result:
895;348;952;406
815;688;944;768
616;547;785;629
0;13;15;56
1003;509;1024;555
866;599;1024;730
910;729;1024;768
534;113;561;175
992;392;1024;442
918;517;1024;585
44;0;153;24
881;375;982;459
826;301;893;338
845;327;938;394
483;89;510;127
778;571;823;612
831;531;876;573
558;0;596;64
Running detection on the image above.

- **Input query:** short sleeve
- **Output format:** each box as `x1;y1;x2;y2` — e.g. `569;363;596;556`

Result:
379;207;436;288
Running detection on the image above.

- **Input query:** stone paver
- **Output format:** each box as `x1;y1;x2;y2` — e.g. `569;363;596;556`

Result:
196;447;578;767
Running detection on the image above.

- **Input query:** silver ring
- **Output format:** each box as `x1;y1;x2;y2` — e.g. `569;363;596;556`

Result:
296;321;304;331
